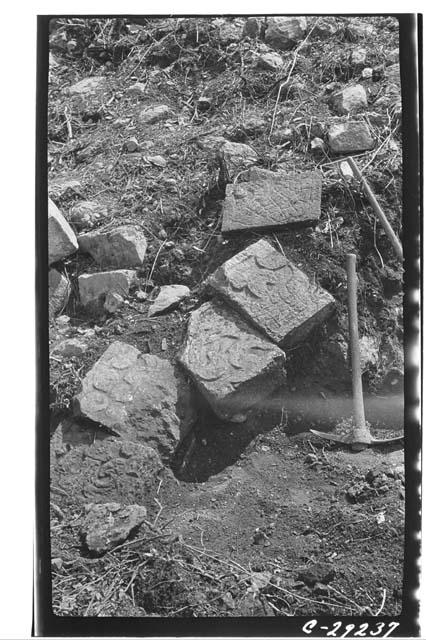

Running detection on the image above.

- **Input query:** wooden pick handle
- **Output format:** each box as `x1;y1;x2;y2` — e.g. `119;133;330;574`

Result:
346;253;371;449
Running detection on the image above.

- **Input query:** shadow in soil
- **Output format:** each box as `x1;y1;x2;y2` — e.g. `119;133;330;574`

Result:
171;390;404;483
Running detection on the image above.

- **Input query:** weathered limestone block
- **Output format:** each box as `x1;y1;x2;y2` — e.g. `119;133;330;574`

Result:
78;270;137;306
48;199;78;264
81;502;147;554
49;268;70;316
221;167;322;233
78;225;147;268
50;423;165;508
207;239;335;348
265;17;307;50
178;301;286;421
328;121;374;153
73;341;194;456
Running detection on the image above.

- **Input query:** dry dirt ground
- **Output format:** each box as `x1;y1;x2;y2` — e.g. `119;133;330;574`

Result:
47;16;408;619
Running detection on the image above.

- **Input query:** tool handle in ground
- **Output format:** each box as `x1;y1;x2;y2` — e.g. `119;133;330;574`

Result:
347;157;403;262
346;253;371;448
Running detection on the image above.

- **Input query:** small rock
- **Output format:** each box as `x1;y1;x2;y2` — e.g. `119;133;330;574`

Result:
78;270;137;306
125;82;146;97
78;225;147;268
48;199;79;264
148;284;190;317
361;67;373;79
51;557;63;571
297;563;336;587
139;104;172;125
265;16;307;50
161;338;168;351
257;51;283;71
68;76;106;96
329;84;368;115
49;269;70;317
328;121;374;153
80;502;147;554
242;116;266;136
52;337;89;358
124;137;139;153
69;200;105;230
136;290;148;301
218;141;258;181
351;47;367;66
310;137;326;152
48;178;82;201
243;17;263;38
104;291;124;313
311;17;340;39
345;20;375;42
146;155;167;168
340;160;354;180
197;96;212;111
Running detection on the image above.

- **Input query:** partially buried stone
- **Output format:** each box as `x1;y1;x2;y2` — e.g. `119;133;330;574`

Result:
329;84;368;115
81;502;147;554
50;424;166;507
74;341;194;456
178;300;286;421
207;239;335;349
51;337;88;358
49;269;70;317
78;225;147;268
104;291;124;313
68;76;106;96
218;141;258;182
265;17;307;50
257;52;283;71
139;104;172;125
148;285;190;317
328;121;374;153
48;199;78;264
221;167;322;233
78;270;136;306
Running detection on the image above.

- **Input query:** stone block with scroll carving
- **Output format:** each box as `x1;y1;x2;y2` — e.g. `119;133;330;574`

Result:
221;168;322;233
178;300;286;421
73;341;195;457
207;239;335;348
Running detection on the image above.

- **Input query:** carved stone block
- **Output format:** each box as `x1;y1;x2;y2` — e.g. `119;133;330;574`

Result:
221;168;322;233
178;301;286;420
207;239;335;348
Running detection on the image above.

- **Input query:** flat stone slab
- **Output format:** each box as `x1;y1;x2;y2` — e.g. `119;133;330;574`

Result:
78;269;137;306
78;225;147;268
207;239;335;348
178;301;286;421
80;502;147;554
74;341;195;457
48;199;78;264
221;168;322;233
